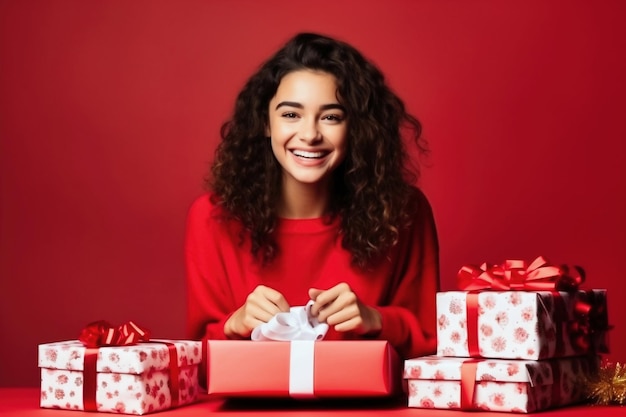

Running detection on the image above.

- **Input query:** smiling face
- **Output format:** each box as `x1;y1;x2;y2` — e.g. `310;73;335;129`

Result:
266;70;348;194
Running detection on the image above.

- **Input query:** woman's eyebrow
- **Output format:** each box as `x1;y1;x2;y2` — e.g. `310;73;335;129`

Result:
274;101;345;111
275;101;303;110
319;103;345;111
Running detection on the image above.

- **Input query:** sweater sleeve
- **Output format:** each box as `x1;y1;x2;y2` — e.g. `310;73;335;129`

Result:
184;195;235;341
373;188;440;359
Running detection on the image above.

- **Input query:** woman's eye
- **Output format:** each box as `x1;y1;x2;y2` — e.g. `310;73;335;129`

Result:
282;112;298;118
323;114;344;122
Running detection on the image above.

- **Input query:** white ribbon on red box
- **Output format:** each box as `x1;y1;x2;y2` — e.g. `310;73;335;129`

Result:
251;301;329;397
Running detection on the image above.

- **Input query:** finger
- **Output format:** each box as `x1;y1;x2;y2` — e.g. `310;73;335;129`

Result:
331;305;381;335
314;282;352;306
318;291;360;324
256;286;290;312
249;286;289;313
309;285;345;316
310;293;338;317
226;306;266;338
321;302;359;325
308;287;323;301
308;288;328;316
242;315;267;334
244;302;279;323
320;289;358;317
313;285;356;318
333;316;363;333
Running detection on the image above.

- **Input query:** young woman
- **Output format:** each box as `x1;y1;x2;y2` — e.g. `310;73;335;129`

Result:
185;32;439;365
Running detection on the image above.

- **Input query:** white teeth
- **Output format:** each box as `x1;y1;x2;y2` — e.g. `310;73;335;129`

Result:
292;150;325;158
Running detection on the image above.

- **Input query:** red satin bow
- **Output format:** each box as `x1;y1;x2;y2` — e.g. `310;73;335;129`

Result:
568;292;611;353
78;320;150;348
457;255;585;292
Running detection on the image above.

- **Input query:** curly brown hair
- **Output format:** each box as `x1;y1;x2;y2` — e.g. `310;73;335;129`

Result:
207;32;428;269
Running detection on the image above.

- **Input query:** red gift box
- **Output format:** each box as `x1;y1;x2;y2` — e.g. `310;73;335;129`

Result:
207;340;401;398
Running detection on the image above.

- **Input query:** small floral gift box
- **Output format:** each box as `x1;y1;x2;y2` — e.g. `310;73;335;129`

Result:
38;321;202;415
404;355;599;413
437;256;609;360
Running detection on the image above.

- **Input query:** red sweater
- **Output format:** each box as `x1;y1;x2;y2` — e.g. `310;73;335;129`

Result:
185;188;439;360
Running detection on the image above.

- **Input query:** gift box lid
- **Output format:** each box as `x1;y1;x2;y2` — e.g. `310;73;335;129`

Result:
404;356;553;386
38;339;201;374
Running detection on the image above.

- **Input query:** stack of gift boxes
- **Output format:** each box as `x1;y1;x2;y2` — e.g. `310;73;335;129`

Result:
404;256;610;413
35;257;610;414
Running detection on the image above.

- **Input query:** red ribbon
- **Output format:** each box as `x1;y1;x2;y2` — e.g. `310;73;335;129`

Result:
460;359;561;411
79;320;150;348
460;359;480;409
160;342;181;409
457;256;585;292
77;321;180;412
83;347;99;411
466;293;480;357
567;291;612;354
457;256;600;357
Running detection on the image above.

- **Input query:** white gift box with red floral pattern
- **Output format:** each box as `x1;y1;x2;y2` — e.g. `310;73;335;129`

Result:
38;339;202;415
436;290;608;360
404;355;598;413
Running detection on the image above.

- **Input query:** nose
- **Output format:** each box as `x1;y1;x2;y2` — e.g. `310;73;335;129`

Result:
298;119;322;144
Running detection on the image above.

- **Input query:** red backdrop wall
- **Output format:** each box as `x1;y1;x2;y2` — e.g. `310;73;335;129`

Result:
1;0;624;387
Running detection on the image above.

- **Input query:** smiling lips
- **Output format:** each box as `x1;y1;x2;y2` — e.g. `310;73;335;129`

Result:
291;149;329;159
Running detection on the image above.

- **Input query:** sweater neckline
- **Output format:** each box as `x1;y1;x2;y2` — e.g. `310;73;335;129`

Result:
275;216;339;234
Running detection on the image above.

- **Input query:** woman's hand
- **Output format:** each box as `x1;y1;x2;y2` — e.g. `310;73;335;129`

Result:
224;285;290;339
308;283;382;336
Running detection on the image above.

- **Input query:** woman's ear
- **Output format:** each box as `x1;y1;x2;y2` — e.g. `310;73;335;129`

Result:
264;125;271;138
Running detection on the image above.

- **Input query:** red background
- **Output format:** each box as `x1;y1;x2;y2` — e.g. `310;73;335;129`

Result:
1;0;624;387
